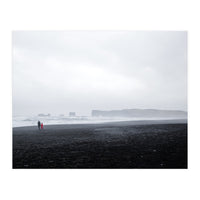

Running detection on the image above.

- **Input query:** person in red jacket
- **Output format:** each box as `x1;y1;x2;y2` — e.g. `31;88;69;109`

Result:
41;122;44;130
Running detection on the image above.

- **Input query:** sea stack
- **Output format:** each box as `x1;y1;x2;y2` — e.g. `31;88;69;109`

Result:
69;112;76;117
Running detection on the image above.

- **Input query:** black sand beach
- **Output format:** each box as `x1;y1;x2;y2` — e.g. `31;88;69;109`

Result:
13;120;187;169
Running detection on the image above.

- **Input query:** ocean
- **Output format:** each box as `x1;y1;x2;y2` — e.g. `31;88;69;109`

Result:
12;115;185;127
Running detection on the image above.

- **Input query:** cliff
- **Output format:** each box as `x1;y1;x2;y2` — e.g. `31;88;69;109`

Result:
91;109;187;118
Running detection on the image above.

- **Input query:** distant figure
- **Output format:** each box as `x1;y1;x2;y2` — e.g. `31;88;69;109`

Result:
37;121;41;130
41;123;44;130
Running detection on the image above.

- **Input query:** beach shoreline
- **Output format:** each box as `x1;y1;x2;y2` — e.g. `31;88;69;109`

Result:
13;118;187;129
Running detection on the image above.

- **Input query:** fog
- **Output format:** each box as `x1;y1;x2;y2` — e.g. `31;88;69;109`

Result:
12;31;187;116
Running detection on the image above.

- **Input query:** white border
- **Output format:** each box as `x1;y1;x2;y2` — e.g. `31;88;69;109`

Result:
0;0;199;200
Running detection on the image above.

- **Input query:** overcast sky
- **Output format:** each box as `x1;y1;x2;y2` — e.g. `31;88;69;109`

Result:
12;31;187;116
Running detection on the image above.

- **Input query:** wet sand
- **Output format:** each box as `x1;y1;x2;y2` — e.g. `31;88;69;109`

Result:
13;120;187;168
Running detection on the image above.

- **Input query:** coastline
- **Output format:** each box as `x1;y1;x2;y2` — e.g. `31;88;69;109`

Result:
13;118;187;129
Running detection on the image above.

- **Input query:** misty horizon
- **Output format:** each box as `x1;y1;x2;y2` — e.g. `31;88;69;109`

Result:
12;31;187;116
13;107;187;118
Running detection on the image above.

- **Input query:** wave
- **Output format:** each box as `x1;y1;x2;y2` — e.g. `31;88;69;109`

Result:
12;115;187;127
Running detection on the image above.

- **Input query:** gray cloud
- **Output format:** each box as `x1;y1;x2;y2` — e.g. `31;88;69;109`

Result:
12;31;187;116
